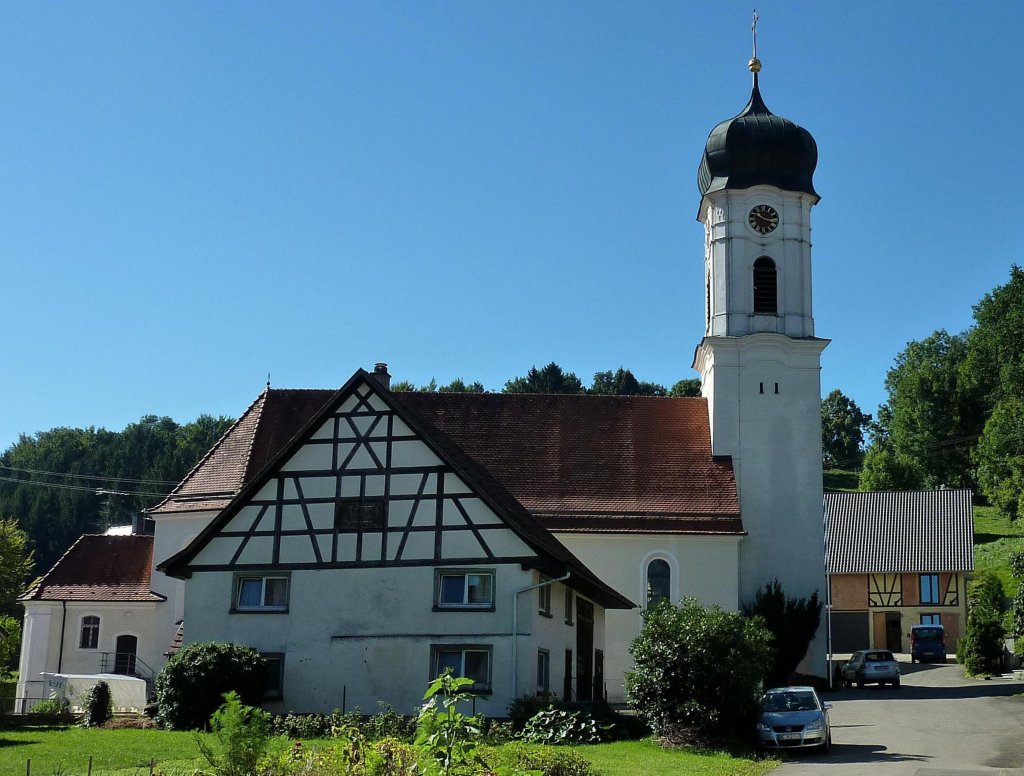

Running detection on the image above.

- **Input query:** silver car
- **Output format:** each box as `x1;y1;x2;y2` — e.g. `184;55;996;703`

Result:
842;649;900;687
757;686;832;751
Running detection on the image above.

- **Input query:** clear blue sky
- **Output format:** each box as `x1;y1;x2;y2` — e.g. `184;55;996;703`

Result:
2;2;1022;452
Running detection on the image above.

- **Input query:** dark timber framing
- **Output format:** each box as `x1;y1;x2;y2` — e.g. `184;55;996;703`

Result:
158;370;634;611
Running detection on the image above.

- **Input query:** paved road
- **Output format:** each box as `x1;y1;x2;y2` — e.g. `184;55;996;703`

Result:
771;660;1024;776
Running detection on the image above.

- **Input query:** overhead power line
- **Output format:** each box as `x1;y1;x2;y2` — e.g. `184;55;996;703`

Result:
0;463;179;486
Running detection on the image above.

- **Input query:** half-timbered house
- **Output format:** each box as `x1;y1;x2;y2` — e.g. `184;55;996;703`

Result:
825;489;974;654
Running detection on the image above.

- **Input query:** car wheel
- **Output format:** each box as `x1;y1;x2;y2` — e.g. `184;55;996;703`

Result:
857;674;865;688
822;731;831;753
893;677;900;687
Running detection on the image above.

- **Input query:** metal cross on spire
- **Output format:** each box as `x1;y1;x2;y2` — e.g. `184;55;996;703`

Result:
752;8;759;59
749;8;762;74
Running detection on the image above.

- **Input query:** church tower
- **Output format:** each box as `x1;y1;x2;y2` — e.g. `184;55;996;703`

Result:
692;46;829;670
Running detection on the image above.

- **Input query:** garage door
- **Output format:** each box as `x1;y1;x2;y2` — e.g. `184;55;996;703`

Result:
830;612;869;653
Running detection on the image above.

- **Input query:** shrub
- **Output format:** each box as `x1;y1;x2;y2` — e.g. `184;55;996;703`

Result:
959;571;1007;675
518;708;606;745
625;598;772;746
155;642;268;730
30;696;72;718
507;692;561;730
1010;551;1024;638
197;691;272;776
743;579;822;686
80;680;114;727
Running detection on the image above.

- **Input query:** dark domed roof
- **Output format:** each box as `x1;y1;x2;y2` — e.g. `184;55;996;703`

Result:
697;73;818;200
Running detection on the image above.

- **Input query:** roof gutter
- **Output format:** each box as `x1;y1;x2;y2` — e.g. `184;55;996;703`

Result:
511;571;570;700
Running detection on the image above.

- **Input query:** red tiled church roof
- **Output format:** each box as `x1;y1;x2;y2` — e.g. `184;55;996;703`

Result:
21;534;165;602
152;387;742;535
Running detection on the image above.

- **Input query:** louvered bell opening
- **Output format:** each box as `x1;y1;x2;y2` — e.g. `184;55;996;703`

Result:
753;257;777;314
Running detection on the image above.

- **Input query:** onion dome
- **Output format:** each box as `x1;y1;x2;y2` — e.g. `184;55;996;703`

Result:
697;60;818;200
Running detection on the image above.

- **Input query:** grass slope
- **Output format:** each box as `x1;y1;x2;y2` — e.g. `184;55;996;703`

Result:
973;504;1024;597
823;468;860;492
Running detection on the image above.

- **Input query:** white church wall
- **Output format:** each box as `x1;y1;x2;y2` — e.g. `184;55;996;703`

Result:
554;532;739;703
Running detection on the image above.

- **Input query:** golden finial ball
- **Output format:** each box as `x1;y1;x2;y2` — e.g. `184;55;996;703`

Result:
748;57;762;73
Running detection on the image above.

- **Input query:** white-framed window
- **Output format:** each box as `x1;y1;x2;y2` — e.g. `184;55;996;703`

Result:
646;558;671;608
431;645;492;693
921;613;941;626
79;615;100;649
564;587;574;625
435;569;494;610
537;649;550;694
234;575;290;612
920;574;940;605
538;577;552;617
262;653;285;700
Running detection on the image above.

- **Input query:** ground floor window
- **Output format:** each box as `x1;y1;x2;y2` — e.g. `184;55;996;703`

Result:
431;645;491;693
537;649;550;694
262;653;285;700
79;616;100;649
920;613;941;625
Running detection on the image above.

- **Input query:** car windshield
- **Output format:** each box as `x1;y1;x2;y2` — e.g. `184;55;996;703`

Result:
762;691;818;713
914;627;943;640
865;651;894;662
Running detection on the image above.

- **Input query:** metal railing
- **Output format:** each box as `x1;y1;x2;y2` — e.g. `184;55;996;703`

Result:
98;652;157;696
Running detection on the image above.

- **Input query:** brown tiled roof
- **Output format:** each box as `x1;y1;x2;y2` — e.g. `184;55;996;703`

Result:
825;489;975;574
166;620;184;656
21;534;165;602
399;393;741;532
154;386;741;534
152;390;333;514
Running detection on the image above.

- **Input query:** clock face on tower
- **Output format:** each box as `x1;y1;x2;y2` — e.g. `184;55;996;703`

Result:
748;204;779;235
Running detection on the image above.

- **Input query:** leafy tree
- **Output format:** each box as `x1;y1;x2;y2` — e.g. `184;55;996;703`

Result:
963;264;1024;405
504;363;585;395
0;615;21;668
0;415;233;575
742;580;822;687
155;642;268;730
975;397;1024;520
438;379;485;394
821;390;871;468
625;598;772;745
668;379;702;398
0;519;33;618
589;368;666;396
863;330;982;490
390;380;417;392
859;446;925;491
957;570;1006;676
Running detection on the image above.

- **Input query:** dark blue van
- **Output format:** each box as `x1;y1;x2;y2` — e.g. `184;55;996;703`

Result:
910;624;946;663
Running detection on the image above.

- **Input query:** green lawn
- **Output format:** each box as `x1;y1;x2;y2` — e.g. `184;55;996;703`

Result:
823;468;860;492
582;739;777;775
0;727;776;776
973;504;1024;596
0;727;209;775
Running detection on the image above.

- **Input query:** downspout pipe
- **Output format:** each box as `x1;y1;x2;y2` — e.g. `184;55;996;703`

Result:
57;601;67;674
511;571;570;700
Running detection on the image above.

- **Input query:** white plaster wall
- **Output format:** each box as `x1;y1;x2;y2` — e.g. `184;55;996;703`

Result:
694;331;829;675
555;533;740;703
15;601;160;709
182;564;604;716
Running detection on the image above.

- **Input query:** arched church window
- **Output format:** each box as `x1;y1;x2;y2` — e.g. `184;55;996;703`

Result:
646;559;670;608
753;257;777;314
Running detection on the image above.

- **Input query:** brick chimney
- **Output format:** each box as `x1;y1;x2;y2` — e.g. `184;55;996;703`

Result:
371;362;391;390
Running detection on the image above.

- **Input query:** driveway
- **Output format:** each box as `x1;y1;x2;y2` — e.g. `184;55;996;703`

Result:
771;659;1024;775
